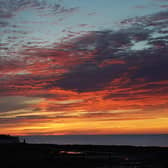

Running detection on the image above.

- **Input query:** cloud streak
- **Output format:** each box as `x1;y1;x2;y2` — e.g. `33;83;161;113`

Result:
0;0;168;135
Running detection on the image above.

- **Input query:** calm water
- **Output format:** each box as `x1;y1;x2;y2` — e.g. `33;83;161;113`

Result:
20;134;168;147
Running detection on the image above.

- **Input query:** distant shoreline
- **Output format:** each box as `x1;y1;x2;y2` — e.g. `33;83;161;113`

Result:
19;134;168;147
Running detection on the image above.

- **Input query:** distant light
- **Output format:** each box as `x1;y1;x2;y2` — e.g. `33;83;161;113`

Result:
59;151;82;155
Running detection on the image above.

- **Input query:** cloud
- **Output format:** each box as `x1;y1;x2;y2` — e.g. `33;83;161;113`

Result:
1;10;168;96
0;96;43;113
0;0;79;29
0;96;28;113
0;8;168;135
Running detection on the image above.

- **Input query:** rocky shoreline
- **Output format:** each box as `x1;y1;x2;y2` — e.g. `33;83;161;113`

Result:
0;144;168;168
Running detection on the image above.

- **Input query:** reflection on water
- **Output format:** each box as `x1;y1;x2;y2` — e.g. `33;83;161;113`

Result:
59;151;82;155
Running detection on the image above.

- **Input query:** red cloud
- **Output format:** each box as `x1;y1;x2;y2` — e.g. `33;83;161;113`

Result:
99;59;126;68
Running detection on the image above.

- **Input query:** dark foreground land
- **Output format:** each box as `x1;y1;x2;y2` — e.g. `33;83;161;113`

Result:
0;144;168;168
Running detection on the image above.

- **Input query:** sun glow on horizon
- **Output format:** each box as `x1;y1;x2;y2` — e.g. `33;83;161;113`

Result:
0;0;168;136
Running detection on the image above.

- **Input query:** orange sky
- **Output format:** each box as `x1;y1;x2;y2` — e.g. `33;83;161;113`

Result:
0;0;168;135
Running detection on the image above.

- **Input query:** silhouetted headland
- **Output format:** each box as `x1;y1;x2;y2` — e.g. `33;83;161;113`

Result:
0;134;20;144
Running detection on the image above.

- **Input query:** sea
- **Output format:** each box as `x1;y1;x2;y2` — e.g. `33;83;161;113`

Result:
20;134;168;147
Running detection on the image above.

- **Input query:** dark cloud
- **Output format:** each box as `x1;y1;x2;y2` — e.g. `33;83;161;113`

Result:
0;21;9;27
133;48;168;82
49;11;168;92
55;62;128;92
0;9;168;121
0;96;32;112
1;10;168;95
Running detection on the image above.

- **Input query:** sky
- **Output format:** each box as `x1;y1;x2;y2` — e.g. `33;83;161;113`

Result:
0;0;168;135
